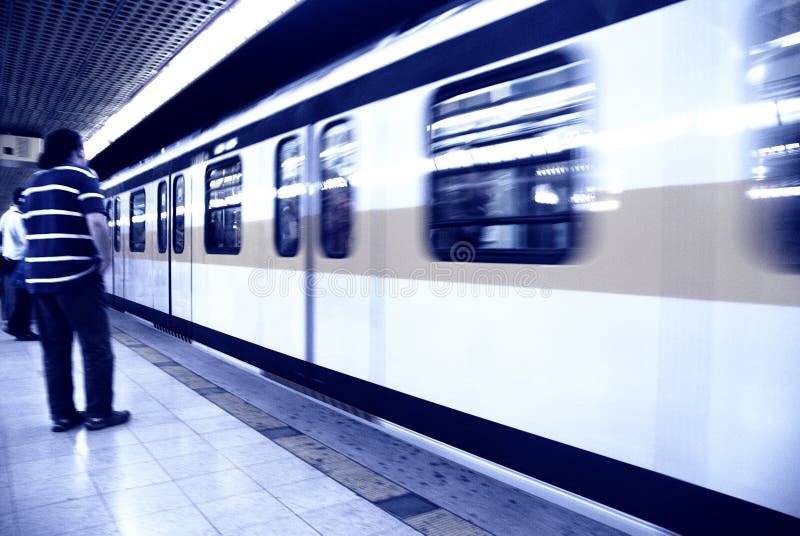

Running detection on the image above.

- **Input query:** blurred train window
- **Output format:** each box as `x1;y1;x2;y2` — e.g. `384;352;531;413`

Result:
157;181;168;254
113;197;121;252
320;120;356;258
173;175;185;254
129;189;146;253
205;157;242;254
747;2;800;271
105;199;113;238
428;52;593;264
275;136;303;257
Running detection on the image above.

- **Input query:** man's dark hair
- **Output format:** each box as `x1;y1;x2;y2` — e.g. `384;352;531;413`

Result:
38;128;83;169
12;187;24;206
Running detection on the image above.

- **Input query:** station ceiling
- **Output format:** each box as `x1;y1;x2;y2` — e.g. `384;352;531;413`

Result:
0;0;461;206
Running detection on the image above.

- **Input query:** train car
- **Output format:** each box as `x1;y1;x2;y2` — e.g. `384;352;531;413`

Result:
100;0;800;533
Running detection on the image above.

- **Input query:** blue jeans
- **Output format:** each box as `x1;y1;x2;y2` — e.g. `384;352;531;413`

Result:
6;259;33;335
33;272;115;420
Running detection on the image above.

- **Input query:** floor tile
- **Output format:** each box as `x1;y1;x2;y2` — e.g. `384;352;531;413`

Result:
270;475;358;514
12;471;98;511
5;438;79;464
9;452;87;485
201;426;269;450
224;514;319;535
123;410;180;428
371;525;423;536
4;423;73;448
0;512;17;536
196;491;296;534
60;523;121;536
239;455;321;490
79;442;155;471
158;449;236;480
89;459;171;493
142;433;215;460
158;392;211;411
103;481;191;521
129;420;198;443
217;440;294;468
183;414;250;435
170;404;229;421
113;397;166;415
74;427;141;451
303;498;413;536
115;505;219;535
175;467;262;504
0;485;12;516
15;494;114;535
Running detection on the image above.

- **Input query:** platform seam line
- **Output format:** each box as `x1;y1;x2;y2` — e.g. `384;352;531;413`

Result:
113;327;494;536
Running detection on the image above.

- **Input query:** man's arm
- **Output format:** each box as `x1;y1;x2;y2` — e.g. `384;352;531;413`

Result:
86;212;112;274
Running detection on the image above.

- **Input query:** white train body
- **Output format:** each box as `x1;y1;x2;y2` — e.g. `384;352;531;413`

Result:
102;0;800;532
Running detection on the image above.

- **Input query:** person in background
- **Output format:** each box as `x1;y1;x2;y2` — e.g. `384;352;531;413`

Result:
0;199;8;330
23;128;130;432
1;187;38;341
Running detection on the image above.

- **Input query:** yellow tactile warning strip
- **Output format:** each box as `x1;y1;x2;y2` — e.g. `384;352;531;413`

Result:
111;328;493;536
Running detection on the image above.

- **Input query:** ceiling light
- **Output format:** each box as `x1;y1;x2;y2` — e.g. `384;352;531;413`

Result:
85;0;302;160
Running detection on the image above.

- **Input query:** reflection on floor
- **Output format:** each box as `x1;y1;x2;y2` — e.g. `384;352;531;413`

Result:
0;310;626;535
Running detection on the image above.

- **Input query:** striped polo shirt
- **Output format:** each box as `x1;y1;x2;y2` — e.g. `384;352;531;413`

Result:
22;165;106;293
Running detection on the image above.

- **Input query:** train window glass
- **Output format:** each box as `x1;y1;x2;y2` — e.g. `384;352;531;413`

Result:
157;181;168;254
429;53;594;264
129;189;146;252
205;157;242;254
320;120;356;258
173;175;185;254
105;198;113;235
275;136;303;257
746;3;800;271
113;197;121;252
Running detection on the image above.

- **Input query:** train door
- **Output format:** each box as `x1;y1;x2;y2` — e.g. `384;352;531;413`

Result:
111;194;125;308
152;178;170;317
308;117;379;385
265;131;310;364
123;185;153;309
170;171;191;330
103;199;114;292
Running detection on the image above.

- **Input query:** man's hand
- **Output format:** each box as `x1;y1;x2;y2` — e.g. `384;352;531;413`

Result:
86;212;112;274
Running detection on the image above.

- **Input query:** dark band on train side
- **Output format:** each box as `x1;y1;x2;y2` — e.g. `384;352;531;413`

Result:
111;296;800;535
102;0;684;196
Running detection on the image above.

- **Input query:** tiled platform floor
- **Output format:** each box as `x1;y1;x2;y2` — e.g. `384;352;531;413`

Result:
0;311;631;535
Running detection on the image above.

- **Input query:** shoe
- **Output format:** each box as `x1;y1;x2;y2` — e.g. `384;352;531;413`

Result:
52;412;85;432
85;410;130;431
14;332;39;341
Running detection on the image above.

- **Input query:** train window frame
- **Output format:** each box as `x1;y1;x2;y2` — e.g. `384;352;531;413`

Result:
157;180;168;254
173;175;185;254
129;189;146;253
113;197;121;252
427;51;593;265
319;119;356;259
275;136;303;257
204;156;243;255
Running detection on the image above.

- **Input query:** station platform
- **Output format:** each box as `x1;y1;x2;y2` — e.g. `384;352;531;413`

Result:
0;310;637;535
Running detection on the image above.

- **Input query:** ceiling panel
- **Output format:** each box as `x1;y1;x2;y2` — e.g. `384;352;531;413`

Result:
0;0;232;197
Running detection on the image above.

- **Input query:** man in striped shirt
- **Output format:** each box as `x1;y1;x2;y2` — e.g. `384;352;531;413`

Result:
24;128;130;433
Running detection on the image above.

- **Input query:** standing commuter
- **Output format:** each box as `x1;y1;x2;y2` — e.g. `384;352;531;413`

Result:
1;188;38;340
24;128;130;432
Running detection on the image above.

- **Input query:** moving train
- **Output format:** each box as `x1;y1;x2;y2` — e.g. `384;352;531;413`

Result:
100;0;800;533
